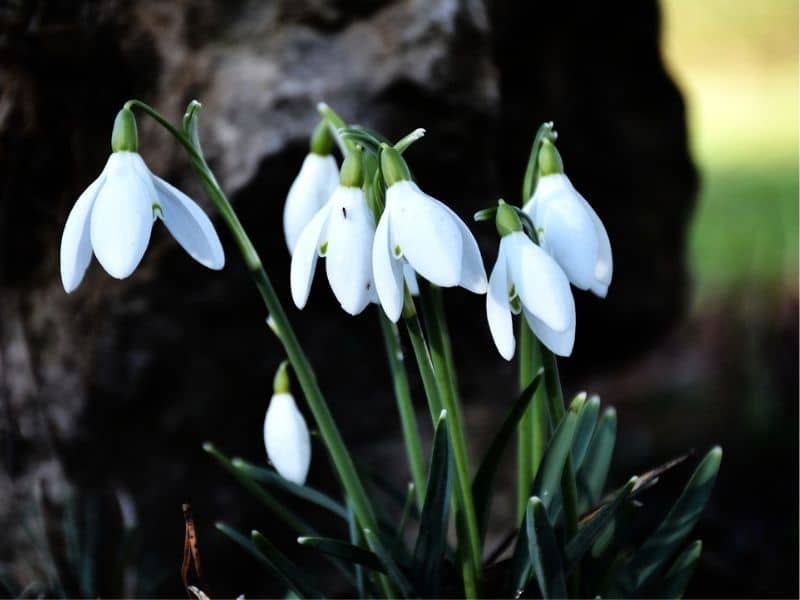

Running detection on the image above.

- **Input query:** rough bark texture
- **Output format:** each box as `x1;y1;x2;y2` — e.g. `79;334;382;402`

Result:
0;0;696;595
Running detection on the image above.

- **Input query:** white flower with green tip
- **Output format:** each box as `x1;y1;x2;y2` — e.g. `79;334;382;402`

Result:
264;362;311;485
59;108;224;293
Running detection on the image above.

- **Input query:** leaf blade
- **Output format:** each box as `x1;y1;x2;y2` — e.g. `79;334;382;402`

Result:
526;497;567;599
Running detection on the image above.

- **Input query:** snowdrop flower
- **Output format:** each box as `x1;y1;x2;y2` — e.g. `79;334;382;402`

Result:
487;202;576;358
264;362;311;485
59;108;224;293
523;138;612;297
291;148;376;315
283;121;339;253
373;145;487;321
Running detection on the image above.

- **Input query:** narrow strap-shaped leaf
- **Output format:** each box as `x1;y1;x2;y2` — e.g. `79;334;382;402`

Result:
363;528;414;598
526;497;567;599
347;502;367;598
656;540;702;599
298;536;384;572
508;400;582;594
412;410;452;597
563;477;637;574
576;407;617;514
571;394;599;469
252;530;324;599
613;447;721;595
215;522;322;599
232;458;348;519
473;373;543;541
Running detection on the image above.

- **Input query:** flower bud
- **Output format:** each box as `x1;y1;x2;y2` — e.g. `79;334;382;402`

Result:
537;138;564;176
110;107;138;153
380;144;412;187
264;362;311;485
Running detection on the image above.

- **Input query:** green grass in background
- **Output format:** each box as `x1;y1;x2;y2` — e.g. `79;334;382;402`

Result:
661;0;798;302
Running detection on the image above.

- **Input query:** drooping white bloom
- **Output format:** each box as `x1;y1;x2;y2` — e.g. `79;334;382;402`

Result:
263;392;311;485
373;180;488;321
283;153;339;253
524;173;612;298
59;151;225;293
291;185;376;315
487;230;576;358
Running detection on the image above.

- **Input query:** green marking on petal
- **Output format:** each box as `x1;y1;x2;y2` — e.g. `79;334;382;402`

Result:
393;244;403;259
319;241;328;256
510;295;522;315
508;283;518;301
152;203;163;219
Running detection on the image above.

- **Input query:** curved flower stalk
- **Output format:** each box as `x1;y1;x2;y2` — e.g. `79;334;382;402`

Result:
523;138;612;297
60;108;224;293
487;202;576;359
373;145;487;321
291;148;377;315
264;362;311;485
283;120;340;253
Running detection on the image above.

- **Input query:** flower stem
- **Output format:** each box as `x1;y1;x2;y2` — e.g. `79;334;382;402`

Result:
403;311;443;422
377;312;426;509
126;100;380;538
418;284;482;598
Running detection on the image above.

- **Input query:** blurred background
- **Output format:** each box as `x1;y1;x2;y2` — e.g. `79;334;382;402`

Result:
0;0;796;597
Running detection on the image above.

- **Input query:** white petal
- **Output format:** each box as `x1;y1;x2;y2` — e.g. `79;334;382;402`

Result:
528;174;599;291
577;191;613;296
403;264;419;296
263;393;311;485
372;209;405;321
524;305;575;357
486;241;515;360
387;181;462;287
60;165;106;292
505;231;573;332
151;175;225;270
324;187;375;315
440;203;488;293
283;154;339;254
290;203;331;309
89;152;155;279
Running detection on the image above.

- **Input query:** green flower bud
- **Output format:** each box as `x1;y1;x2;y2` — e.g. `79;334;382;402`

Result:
537;138;564;176
495;200;523;237
380;144;412;187
273;360;291;394
339;145;364;188
310;119;334;156
111;107;138;153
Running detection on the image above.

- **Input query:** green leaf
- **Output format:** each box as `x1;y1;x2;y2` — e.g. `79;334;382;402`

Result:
231;458;348;519
298;536;384;572
613;447;721;596
576;407;617;514
363;528;415;599
571;394;600;468
509;399;582;594
347;502;367;598
563;477;637;574
412;410;452;597
473;372;543;541
526;497;567;599
656;540;703;599
215;522;322;599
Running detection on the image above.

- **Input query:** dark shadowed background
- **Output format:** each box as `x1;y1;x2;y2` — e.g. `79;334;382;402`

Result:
1;0;797;597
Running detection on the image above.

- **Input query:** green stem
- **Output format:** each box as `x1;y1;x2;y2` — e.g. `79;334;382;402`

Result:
540;345;580;596
403;311;443;422
127;100;380;537
378;312;426;509
418;284;481;597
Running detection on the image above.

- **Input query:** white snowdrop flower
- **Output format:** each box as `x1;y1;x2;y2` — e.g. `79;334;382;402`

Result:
523;138;612;298
372;145;488;322
283;121;340;253
290;149;376;315
264;362;311;485
486;202;576;359
59;108;224;293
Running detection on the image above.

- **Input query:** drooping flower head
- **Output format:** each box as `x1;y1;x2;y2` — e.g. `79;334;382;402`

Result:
283;120;339;253
290;146;376;315
372;145;487;321
59;107;225;293
264;361;311;485
486;201;576;358
523;138;612;297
